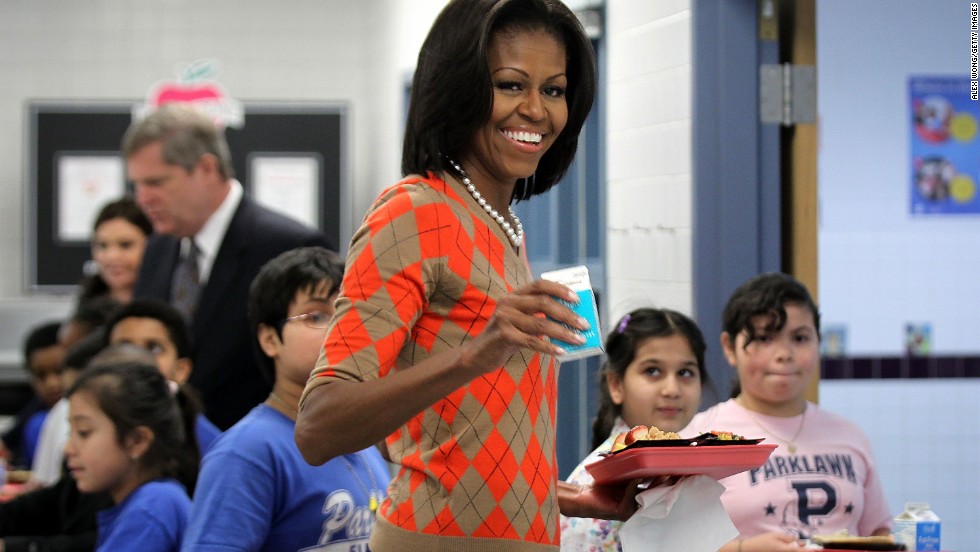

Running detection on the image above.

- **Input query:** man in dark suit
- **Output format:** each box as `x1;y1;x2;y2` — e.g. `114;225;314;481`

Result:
124;103;333;430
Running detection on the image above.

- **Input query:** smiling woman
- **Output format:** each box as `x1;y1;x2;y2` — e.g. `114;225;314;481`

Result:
459;25;569;210
292;1;645;551
77;197;152;306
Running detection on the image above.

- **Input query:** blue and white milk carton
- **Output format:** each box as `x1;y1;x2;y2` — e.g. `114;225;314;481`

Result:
893;502;941;551
540;265;602;361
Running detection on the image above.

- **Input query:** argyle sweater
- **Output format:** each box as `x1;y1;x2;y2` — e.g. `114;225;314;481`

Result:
304;173;560;551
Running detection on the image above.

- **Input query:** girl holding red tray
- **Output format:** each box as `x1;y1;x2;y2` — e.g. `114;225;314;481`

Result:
560;307;711;551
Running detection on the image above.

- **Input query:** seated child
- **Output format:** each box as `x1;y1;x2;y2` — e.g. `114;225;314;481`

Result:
182;246;391;551
1;335;116;552
30;331;107;487
64;351;198;551
2;321;65;469
103;299;221;454
30;296;122;486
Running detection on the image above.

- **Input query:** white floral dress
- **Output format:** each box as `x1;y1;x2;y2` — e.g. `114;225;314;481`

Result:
560;417;630;551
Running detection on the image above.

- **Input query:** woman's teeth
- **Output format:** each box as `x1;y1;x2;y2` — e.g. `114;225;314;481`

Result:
504;130;542;144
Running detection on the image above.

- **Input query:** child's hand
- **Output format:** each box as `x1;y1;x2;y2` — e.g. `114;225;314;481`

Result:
735;532;804;551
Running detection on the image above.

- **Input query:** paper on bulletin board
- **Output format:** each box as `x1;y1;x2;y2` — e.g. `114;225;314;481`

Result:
250;154;320;229
909;76;980;214
56;154;125;242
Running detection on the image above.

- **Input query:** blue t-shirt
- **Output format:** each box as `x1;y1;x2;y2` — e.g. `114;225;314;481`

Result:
97;478;190;552
182;404;391;552
195;414;221;455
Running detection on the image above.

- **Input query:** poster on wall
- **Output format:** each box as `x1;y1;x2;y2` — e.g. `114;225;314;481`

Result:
55;154;125;242
904;322;932;356
909;76;980;214
821;325;848;357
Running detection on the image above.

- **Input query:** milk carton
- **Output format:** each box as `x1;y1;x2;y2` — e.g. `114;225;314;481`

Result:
540;265;602;361
893;502;941;551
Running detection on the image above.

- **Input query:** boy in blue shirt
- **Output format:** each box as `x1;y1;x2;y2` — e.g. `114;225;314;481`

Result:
182;246;390;551
1;321;65;469
103;300;222;455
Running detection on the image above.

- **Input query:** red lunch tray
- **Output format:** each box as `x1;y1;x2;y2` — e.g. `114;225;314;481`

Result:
585;443;778;484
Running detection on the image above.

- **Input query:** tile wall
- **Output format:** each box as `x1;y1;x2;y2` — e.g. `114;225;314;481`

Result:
605;0;694;323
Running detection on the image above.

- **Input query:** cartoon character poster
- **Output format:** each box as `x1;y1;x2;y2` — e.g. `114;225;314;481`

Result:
910;76;980;214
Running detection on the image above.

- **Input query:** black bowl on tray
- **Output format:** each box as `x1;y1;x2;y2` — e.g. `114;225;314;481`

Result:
600;432;766;457
689;432;765;446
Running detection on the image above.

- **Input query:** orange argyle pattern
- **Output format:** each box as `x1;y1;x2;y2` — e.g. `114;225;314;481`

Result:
308;173;560;545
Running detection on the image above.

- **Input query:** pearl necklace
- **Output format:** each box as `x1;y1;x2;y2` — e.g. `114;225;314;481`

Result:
447;159;524;247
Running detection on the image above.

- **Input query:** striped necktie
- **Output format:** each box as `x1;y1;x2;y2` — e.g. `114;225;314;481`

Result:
171;239;201;322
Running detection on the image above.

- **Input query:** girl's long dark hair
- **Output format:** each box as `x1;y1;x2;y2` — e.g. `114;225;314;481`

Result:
67;356;200;493
591;308;711;451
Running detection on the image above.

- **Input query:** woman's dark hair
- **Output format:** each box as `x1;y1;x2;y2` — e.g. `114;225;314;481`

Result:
591;308;710;450
79;197;153;302
247;247;345;383
93;197;153;236
722;272;821;398
402;0;597;202
67;352;200;493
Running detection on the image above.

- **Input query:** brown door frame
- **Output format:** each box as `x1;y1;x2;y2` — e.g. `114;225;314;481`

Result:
784;0;820;402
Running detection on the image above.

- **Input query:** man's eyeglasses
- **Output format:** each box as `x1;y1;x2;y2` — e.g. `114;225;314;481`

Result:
280;312;332;329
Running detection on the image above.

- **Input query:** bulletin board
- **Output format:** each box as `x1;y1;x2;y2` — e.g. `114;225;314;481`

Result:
26;101;348;292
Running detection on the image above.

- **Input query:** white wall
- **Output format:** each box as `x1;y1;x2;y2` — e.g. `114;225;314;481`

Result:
605;0;694;324
818;3;978;550
820;379;977;552
818;0;980;356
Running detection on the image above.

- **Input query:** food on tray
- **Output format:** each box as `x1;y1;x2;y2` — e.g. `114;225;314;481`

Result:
608;425;682;452
811;532;903;550
6;470;32;484
647;426;682;440
705;430;743;440
607;427;761;454
610;432;628;452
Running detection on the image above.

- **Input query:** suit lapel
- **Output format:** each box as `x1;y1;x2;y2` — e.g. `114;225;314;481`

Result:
191;200;251;334
135;236;181;302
